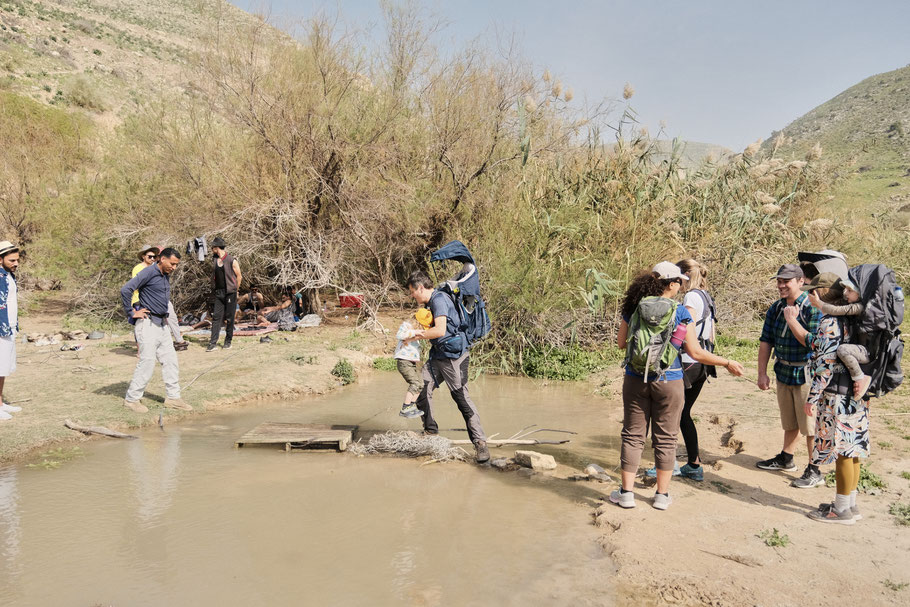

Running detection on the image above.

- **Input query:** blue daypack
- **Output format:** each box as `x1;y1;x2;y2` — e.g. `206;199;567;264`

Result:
430;241;492;353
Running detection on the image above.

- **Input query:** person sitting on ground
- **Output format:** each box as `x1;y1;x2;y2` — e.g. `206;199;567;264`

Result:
236;285;266;322
806;278;870;399
781;274;868;524
254;288;297;330
395;308;433;419
611;262;744;511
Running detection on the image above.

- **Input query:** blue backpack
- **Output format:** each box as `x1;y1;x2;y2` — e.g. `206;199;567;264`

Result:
429;241;492;354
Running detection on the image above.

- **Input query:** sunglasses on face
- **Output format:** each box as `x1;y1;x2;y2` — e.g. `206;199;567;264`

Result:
145;254;157;259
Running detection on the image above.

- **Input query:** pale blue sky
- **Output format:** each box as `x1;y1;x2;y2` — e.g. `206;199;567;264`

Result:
230;0;910;151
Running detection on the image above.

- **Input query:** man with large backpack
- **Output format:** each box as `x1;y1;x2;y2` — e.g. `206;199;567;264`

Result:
407;270;490;464
756;264;823;488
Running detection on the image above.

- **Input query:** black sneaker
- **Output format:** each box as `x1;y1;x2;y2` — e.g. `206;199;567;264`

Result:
474;440;491;464
206;344;218;353
756;452;797;471
223;341;232;350
791;465;824;488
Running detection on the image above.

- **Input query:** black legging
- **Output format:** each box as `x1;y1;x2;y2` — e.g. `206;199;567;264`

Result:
680;366;707;465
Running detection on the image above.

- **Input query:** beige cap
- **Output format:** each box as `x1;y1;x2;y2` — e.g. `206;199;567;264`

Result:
652;261;689;281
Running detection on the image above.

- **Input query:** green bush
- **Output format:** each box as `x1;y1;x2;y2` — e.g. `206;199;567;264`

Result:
521;346;614;381
331;359;356;385
372;357;397;372
889;502;910;526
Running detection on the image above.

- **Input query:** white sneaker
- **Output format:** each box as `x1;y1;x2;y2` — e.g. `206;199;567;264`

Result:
652;493;673;510
609;489;636;508
0;410;12;420
0;403;22;413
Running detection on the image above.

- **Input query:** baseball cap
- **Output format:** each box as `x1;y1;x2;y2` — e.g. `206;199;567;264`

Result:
801;272;840;291
774;264;804;280
652;261;689;281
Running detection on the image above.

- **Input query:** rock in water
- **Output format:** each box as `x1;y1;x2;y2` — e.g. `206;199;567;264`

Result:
490;458;512;470
514;450;557;471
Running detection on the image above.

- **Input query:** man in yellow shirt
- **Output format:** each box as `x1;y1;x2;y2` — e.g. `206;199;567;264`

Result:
132;245;187;351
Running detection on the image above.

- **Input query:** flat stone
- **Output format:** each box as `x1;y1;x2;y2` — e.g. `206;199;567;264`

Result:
590;473;611;483
516;468;538;478
567;474;590;481
490;457;511;470
514;450;557;471
585;463;606;476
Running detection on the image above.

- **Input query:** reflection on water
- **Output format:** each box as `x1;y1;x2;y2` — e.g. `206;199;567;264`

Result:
0;374;618;606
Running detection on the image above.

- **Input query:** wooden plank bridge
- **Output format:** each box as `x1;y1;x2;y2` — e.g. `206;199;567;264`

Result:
235;423;357;452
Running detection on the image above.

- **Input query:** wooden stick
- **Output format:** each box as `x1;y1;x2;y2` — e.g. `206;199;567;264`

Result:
450;438;570;446
64;419;138;439
5;398;32;405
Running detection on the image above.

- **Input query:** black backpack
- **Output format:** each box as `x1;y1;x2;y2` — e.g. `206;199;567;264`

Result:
847;264;905;398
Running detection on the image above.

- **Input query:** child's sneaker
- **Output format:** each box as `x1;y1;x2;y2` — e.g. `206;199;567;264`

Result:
399;403;423;418
853;375;872;399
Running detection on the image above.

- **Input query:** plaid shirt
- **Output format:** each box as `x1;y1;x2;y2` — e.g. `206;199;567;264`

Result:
760;292;821;385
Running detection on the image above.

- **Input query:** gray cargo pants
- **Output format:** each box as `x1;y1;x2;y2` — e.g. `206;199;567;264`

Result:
126;318;181;402
415;352;486;443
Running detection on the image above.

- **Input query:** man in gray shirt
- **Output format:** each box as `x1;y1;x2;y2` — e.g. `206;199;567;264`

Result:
120;248;192;414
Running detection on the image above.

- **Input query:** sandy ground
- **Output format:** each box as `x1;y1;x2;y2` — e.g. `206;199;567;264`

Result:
3;298;910;606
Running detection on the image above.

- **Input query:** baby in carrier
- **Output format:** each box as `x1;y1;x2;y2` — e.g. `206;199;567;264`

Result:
807;275;869;398
395;308;433;418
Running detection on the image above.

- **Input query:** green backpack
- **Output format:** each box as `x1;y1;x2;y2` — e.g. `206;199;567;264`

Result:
624;296;681;381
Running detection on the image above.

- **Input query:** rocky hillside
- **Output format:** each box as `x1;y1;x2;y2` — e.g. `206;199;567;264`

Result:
763;64;910;224
0;0;259;123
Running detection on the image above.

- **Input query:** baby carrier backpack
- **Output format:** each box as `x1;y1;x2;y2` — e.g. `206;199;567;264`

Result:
428;241;492;357
847;264;904;398
624;296;682;381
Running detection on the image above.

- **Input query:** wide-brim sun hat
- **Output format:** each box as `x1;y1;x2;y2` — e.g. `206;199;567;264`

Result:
0;241;18;257
652;261;689;281
138;244;160;260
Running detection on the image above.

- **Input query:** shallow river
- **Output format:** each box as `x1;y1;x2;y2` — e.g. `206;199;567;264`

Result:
0;373;621;606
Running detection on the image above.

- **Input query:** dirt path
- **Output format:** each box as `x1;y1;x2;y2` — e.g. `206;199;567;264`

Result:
583;370;910;607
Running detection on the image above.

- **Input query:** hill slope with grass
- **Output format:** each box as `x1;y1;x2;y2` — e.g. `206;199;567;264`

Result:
763;64;910;227
0;0;259;121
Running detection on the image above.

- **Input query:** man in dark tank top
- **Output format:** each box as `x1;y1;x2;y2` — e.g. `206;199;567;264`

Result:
207;237;243;352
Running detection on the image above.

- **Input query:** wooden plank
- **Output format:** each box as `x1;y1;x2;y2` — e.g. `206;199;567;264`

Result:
235;422;357;451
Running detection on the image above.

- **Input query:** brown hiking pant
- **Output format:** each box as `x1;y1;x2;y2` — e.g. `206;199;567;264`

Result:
620;374;685;473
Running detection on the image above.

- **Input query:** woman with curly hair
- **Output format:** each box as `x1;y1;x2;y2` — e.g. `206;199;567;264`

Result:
611;262;744;510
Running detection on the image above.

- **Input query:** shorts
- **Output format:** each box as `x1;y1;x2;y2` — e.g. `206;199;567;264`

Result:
0;335;16;377
776;382;812;435
397;359;422;395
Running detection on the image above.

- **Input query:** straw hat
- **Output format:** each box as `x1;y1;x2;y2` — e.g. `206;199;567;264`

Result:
138;244;160;260
0;241;18;257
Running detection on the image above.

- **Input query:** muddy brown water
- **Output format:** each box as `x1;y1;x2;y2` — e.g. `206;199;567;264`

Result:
0;373;622;606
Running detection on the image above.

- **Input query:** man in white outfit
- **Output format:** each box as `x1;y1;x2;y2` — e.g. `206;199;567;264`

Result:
0;241;21;421
119;247;192;414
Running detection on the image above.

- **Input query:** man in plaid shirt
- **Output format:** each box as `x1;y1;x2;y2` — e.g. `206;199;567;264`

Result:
756;264;823;488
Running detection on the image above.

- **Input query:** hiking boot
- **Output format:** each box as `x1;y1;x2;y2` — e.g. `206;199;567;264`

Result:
679;463;704;481
222;341;233;350
609;489;636;508
163;398;193;411
644;462;681;478
474;440;491;464
174;341;188;351
0;403;22;413
206;344;218;353
123;399;148;413
756;452;797;471
652;493;673;511
807;502;855;525
791;465;824;488
399;403;423;418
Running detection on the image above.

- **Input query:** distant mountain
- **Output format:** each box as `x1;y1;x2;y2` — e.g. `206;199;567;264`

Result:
649;139;733;169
